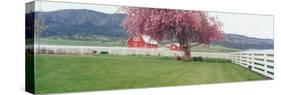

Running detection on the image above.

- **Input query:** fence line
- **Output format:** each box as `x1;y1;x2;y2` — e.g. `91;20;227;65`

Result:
230;50;274;79
32;45;229;59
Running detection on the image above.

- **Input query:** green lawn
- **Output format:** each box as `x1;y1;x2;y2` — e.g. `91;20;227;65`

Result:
35;54;264;94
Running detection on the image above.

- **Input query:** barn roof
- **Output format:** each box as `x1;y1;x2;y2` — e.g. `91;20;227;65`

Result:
141;35;158;45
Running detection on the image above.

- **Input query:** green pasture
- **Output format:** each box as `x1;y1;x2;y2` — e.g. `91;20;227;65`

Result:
35;54;264;94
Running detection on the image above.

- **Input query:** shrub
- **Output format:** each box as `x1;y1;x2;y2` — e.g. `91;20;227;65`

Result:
190;57;203;62
202;58;231;63
92;50;97;54
100;51;109;54
186;57;231;63
176;56;182;60
248;65;252;69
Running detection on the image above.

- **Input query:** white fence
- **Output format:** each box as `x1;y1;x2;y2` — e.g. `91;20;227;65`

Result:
230;50;274;79
33;45;229;59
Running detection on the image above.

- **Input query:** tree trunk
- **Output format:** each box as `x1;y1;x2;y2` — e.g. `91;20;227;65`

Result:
182;46;191;60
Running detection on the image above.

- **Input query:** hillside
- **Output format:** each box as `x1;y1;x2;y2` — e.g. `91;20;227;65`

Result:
26;9;273;49
39;9;126;39
212;34;273;49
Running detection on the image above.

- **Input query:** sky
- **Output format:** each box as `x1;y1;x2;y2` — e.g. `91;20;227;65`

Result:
35;1;274;39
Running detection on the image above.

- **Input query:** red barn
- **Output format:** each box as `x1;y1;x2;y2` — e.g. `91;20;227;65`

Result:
167;43;181;51
127;35;158;48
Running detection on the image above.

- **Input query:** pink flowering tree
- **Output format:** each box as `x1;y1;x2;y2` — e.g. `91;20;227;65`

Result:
121;7;224;60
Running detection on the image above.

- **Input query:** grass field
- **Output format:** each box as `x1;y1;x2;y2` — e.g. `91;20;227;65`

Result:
35;54;264;94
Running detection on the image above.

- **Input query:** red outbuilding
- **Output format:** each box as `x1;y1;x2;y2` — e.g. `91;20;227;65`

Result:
127;35;158;48
167;43;181;51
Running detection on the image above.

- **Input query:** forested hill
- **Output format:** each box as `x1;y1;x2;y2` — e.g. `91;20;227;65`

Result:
26;9;273;49
212;34;273;49
38;9;126;38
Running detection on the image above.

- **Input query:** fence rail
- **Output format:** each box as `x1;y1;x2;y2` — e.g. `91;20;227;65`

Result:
230;50;274;79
